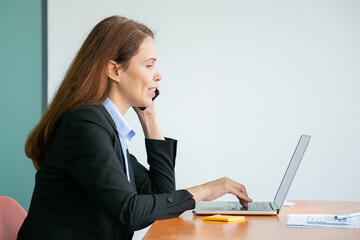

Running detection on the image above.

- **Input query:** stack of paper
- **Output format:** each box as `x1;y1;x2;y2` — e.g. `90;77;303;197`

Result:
283;200;296;207
202;214;245;222
286;214;360;229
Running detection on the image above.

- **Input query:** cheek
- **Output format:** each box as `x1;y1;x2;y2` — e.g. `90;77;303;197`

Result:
124;68;152;91
139;72;152;87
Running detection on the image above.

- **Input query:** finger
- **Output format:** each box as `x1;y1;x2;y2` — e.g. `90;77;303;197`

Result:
239;184;249;199
133;105;151;115
239;197;251;208
232;182;249;199
233;190;252;208
227;179;252;201
237;185;252;204
132;106;141;113
235;189;252;202
227;184;252;202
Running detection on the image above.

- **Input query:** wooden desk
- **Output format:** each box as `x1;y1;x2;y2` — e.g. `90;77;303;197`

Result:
143;200;360;240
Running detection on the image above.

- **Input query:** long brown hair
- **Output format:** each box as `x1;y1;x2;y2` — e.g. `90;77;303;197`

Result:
25;16;154;170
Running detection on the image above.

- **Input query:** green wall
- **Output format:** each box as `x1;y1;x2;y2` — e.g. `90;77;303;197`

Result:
0;0;43;211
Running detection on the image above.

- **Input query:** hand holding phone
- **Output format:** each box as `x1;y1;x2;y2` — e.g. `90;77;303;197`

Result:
138;89;159;111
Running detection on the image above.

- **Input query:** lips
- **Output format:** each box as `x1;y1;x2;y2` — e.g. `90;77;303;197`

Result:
149;87;157;92
148;87;158;96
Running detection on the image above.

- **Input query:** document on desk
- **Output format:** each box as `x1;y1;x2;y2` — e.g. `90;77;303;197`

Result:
286;214;360;229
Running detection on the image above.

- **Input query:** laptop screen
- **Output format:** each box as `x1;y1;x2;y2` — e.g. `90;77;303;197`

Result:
273;135;311;209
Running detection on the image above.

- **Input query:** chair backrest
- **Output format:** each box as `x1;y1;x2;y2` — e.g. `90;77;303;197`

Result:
0;196;27;240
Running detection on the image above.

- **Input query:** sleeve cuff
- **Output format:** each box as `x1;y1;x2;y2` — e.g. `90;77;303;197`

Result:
145;137;178;166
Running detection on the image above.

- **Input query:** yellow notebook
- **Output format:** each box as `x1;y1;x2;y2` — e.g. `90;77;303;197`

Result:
202;214;245;222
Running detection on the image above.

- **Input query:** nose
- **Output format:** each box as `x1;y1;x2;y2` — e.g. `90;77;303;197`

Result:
154;71;162;82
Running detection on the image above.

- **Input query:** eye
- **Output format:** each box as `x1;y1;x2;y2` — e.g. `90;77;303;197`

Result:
146;64;153;68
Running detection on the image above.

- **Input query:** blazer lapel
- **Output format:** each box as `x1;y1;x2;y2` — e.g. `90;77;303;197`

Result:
96;105;128;177
97;105;117;133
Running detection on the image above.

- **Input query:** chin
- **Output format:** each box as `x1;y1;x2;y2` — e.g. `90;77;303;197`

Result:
145;98;153;106
138;99;152;108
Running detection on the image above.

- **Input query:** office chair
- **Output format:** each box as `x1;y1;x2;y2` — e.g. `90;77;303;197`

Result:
0;196;27;240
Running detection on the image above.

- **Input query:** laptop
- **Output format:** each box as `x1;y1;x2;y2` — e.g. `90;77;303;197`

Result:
193;135;311;216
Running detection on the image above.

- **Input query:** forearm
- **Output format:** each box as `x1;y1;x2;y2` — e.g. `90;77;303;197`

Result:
186;179;226;203
186;177;253;206
119;190;195;232
139;115;164;140
132;138;178;194
146;138;177;192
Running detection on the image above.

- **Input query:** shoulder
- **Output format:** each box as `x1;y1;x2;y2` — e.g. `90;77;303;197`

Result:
62;105;107;124
64;105;103;119
58;105;113;132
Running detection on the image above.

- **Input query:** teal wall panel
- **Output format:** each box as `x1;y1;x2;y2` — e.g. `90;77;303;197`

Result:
0;0;42;211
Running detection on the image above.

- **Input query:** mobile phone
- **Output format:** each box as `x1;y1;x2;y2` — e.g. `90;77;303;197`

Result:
138;89;159;111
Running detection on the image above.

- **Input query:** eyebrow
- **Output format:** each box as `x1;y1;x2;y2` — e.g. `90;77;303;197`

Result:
144;57;157;62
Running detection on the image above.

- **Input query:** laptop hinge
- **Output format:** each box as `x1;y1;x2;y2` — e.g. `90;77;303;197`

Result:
271;202;280;212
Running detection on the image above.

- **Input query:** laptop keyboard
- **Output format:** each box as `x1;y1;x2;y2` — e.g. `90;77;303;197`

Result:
228;202;273;211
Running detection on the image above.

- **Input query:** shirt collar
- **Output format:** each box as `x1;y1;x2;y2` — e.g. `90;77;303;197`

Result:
102;98;135;142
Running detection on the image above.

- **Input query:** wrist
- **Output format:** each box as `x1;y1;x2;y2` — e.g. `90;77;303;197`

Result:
186;185;206;203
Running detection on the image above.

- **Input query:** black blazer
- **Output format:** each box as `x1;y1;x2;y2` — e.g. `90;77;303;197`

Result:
18;105;195;240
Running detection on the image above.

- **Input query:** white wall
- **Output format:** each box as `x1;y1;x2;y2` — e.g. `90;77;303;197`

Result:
48;0;360;204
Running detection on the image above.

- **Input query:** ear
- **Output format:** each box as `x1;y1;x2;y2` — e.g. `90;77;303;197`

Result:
106;60;122;83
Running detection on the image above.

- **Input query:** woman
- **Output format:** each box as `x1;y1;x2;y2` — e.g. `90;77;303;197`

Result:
18;16;252;240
